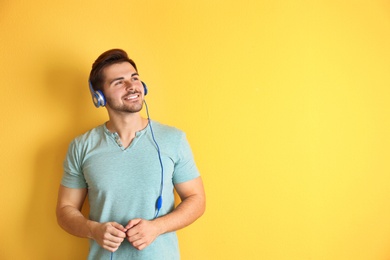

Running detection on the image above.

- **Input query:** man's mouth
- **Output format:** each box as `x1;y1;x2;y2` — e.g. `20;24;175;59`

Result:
124;93;139;100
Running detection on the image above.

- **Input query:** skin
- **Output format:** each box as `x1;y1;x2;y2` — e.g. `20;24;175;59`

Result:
56;62;206;252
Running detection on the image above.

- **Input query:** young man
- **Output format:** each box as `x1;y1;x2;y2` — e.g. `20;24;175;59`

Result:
56;49;205;259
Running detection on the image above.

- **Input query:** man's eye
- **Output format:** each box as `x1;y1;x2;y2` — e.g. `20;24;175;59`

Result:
114;81;123;86
132;77;139;81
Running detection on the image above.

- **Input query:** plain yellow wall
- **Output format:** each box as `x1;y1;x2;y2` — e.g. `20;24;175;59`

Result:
1;1;390;259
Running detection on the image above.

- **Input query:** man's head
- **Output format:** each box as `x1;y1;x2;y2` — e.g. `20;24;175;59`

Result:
89;49;137;92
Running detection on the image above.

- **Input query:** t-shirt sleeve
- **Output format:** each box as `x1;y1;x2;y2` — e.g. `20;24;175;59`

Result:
172;133;200;184
61;139;88;189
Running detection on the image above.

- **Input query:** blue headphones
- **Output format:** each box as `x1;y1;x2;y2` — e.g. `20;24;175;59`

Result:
88;81;148;108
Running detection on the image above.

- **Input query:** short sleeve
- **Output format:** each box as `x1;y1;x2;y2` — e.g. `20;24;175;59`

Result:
172;133;200;184
61;139;88;189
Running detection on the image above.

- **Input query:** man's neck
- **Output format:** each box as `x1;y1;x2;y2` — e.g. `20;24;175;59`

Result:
106;113;148;148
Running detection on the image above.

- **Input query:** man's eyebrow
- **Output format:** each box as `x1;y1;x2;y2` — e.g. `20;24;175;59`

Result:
109;77;124;85
109;73;139;85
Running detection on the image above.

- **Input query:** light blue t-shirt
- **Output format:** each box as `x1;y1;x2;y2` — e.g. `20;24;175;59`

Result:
61;120;200;259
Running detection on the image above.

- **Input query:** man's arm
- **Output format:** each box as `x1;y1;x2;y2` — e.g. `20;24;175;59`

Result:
126;176;206;250
56;185;127;252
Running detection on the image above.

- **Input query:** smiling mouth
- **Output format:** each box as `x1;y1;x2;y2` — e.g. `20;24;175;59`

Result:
124;93;139;100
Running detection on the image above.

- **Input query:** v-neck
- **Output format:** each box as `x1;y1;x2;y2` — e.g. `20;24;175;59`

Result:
103;122;148;151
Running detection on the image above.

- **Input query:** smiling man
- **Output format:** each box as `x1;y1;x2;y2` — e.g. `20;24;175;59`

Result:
56;49;205;259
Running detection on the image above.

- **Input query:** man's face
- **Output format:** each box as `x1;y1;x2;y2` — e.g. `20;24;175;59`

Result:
102;62;145;114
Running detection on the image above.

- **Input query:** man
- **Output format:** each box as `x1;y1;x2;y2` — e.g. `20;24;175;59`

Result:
56;49;205;259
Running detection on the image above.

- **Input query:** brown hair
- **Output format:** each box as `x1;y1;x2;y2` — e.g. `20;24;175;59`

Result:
89;49;137;91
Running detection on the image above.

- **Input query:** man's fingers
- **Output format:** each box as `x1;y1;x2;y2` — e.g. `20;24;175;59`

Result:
132;240;147;251
125;218;142;230
110;222;126;232
103;243;121;253
107;222;127;238
127;231;142;243
102;233;125;252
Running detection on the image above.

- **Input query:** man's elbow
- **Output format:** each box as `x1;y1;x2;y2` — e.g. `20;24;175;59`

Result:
196;193;206;219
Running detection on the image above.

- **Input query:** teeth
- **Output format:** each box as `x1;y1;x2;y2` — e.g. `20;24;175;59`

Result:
125;94;138;100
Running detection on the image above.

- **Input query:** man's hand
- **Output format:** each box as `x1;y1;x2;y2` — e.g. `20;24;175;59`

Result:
125;219;161;250
124;177;205;251
88;221;128;252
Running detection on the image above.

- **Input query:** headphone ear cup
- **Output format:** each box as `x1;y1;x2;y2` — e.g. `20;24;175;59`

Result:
89;81;106;108
142;81;148;96
93;90;106;107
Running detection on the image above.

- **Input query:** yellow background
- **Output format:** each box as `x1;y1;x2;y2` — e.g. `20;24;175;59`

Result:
1;1;390;259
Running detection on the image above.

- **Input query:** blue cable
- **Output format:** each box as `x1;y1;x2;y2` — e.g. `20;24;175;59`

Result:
144;100;164;218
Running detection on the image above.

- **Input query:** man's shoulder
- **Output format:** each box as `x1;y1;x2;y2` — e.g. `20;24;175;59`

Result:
151;121;185;137
149;121;189;148
72;124;105;144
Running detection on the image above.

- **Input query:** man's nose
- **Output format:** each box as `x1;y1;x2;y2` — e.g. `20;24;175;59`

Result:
125;81;135;92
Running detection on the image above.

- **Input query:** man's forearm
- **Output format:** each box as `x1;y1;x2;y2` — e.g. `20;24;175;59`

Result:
56;205;94;239
154;192;205;235
57;205;127;252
